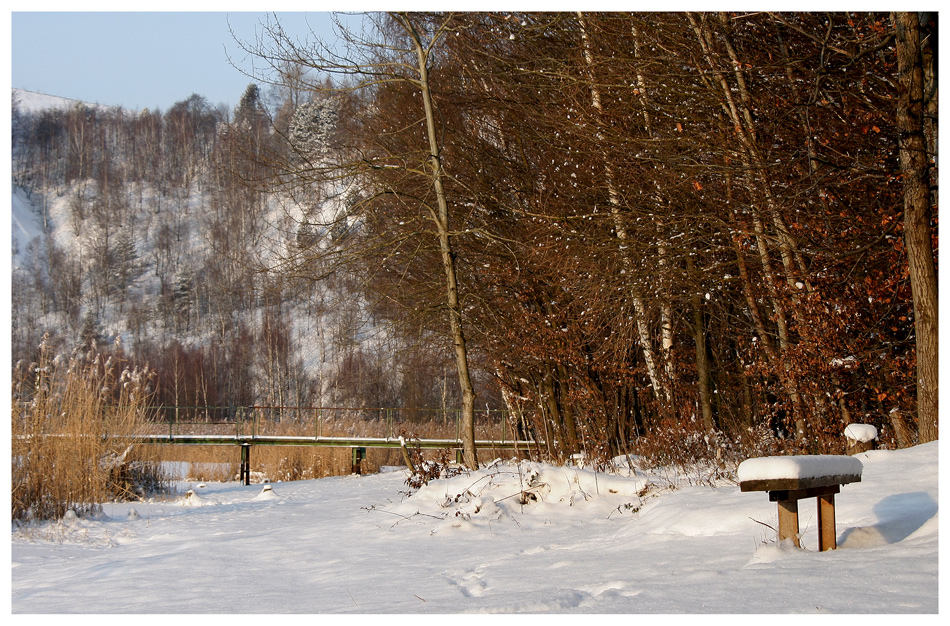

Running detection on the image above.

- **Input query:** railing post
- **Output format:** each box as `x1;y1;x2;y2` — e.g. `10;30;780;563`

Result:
351;446;366;475
240;443;251;486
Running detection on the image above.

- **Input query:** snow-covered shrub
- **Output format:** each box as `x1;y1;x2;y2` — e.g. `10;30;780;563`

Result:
388;459;653;532
404;445;465;490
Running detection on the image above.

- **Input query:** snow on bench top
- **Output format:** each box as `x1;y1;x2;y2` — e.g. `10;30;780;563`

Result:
737;455;863;483
844;423;878;442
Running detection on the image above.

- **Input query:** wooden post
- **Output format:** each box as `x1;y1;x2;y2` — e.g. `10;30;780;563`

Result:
767;485;841;551
817;493;837;551
846;439;874;455
776;498;800;547
844;424;878;455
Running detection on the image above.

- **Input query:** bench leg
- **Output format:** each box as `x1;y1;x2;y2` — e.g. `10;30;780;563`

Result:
817;494;836;551
777;499;800;547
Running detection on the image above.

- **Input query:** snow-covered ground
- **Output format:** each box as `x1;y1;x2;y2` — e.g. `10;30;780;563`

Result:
10;442;938;613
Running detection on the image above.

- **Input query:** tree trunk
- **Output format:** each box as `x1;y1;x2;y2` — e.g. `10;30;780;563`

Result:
576;12;670;407
893;12;938;444
540;367;566;461
691;14;807;439
687;256;715;431
402;14;479;467
555;362;580;455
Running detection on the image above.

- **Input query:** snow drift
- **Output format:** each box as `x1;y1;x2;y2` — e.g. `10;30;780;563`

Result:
11;443;939;613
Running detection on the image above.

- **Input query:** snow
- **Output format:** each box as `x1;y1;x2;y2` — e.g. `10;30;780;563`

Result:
11;187;44;269
13;87;113;114
845;423;879;443
10;442;938;613
737;455;863;482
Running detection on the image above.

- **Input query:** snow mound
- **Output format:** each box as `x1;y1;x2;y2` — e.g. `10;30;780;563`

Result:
387;461;649;532
252;485;279;501
844;423;878;442
737;454;862;482
181;489;205;507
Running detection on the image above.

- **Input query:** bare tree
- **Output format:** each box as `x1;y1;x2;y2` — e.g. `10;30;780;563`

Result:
233;12;480;468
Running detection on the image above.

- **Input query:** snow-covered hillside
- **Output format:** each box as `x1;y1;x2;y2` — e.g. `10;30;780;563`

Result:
10;174;371;400
11;443;938;613
11;187;45;269
13;87;115;114
11;84;376;401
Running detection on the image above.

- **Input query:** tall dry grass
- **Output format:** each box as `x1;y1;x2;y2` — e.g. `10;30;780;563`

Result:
12;340;169;521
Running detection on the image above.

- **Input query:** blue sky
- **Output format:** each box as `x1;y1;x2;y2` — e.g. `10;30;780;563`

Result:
11;11;356;112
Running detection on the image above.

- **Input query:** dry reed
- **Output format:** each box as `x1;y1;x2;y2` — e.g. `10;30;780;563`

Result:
12;346;523;506
11;339;168;521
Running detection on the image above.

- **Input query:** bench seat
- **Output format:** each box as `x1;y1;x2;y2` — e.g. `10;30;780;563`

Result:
738;454;862;486
738;455;863;551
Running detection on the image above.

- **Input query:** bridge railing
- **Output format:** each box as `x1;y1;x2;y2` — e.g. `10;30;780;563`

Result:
144;406;517;444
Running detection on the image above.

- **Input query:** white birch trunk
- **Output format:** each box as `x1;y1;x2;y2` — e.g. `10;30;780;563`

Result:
577;12;670;406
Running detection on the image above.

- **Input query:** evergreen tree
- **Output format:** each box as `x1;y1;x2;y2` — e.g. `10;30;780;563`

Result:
234;83;265;128
110;230;142;297
288;97;338;159
79;309;103;349
172;269;195;331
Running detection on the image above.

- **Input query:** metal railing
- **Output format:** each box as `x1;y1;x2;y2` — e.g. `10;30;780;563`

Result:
143;405;523;446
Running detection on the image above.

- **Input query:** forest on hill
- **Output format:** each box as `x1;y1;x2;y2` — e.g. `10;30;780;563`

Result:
11;12;937;465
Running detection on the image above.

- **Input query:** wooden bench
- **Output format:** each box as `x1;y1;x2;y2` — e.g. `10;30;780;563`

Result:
738;455;863;551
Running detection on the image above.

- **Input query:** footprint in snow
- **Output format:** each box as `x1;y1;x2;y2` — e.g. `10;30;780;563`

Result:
446;569;490;598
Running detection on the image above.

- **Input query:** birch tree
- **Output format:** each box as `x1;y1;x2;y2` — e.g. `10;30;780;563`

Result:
576;12;672;410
